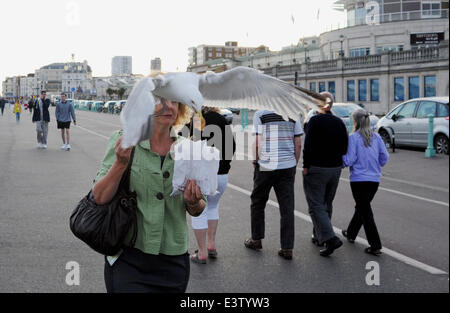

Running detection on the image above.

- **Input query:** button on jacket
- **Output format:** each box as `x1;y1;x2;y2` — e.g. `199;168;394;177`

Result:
95;130;193;256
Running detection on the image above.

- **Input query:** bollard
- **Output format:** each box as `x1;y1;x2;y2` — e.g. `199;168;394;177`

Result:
348;116;353;134
425;114;436;158
241;108;249;130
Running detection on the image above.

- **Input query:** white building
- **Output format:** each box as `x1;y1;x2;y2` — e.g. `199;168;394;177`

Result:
62;60;93;98
151;57;162;74
2;76;18;99
19;75;36;98
189;0;449;115
112;56;132;76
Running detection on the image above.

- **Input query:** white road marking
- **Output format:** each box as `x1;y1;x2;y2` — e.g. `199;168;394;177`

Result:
379;176;448;193
227;183;448;275
340;177;449;207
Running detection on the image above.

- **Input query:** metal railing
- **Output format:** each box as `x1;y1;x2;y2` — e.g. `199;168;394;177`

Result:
348;9;448;27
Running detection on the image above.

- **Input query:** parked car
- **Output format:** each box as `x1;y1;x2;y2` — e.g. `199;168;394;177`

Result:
303;102;379;132
104;101;116;113
114;100;127;114
93;101;104;112
228;107;240;115
86;101;94;111
375;97;449;154
220;108;233;124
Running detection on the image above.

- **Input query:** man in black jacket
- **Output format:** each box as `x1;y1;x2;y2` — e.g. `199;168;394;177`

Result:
302;92;348;257
32;91;51;149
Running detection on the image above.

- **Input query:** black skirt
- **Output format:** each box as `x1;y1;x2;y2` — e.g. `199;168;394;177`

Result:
104;247;190;293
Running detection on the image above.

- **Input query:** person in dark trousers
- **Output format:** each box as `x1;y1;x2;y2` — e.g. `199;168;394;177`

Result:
244;109;303;260
0;98;5;116
32;91;51;149
302;92;348;257
342;109;389;256
188;106;236;264
28;98;34;114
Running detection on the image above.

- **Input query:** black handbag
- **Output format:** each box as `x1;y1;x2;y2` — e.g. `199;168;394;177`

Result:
69;148;138;256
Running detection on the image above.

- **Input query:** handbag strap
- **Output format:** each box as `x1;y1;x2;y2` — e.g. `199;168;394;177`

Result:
118;147;136;192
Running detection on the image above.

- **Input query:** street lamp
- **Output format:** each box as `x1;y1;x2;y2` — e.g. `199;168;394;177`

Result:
339;34;345;57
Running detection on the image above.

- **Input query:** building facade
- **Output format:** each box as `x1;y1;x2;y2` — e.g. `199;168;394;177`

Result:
112;56;132;76
151;57;162;74
62;61;93;98
188;0;449;115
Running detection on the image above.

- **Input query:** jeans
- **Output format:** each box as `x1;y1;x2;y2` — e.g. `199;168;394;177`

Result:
303;166;342;244
250;165;296;250
36;121;48;144
347;182;382;250
16;112;20;122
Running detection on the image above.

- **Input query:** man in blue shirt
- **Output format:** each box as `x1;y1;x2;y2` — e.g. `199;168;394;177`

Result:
55;93;77;151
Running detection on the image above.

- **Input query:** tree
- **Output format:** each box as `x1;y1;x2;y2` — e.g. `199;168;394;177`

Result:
117;87;126;100
106;88;116;100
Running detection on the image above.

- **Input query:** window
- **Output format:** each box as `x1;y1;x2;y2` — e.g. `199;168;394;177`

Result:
328;81;336;99
422;1;441;18
370;79;379;101
416;101;437;118
409;77;420;99
319;82;326;93
358;80;367;101
347;80;355;102
398;101;418;118
310;82;316;92
424;75;436;97
437;102;449;117
350;47;370;57
394;77;405;101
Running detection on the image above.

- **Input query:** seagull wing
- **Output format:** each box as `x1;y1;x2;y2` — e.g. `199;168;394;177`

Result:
198;66;327;120
120;77;164;148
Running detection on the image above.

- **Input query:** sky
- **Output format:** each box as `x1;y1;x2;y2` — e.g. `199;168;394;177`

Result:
0;0;345;86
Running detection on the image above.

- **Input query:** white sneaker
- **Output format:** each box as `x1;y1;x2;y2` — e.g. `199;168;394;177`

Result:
66;144;71;151
37;143;42;149
42;144;47;149
61;144;67;150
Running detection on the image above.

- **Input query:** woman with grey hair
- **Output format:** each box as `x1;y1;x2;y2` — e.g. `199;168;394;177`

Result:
341;108;389;256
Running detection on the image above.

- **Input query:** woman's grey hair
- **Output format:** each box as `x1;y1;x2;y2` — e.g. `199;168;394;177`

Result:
352;108;373;147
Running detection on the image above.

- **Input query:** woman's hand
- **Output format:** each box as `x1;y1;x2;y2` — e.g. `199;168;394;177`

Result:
115;137;133;167
184;179;205;216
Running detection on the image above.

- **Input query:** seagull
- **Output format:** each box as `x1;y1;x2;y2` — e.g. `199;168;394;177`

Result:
120;66;328;148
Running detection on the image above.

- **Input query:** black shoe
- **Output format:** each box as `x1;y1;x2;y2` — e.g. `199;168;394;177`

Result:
311;235;324;247
364;247;382;256
319;237;343;257
278;249;293;260
341;230;355;243
244;238;262;250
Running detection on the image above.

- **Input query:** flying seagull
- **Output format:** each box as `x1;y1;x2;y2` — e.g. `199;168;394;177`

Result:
120;66;328;148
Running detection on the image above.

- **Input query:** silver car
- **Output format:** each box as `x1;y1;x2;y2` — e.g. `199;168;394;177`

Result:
375;97;449;154
304;103;379;131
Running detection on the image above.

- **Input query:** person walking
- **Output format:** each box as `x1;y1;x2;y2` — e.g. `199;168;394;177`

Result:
55;92;77;151
244;109;303;260
189;106;236;264
341;109;389;256
28;97;34;115
302;92;348;257
13;100;22;122
0;98;5;116
32;90;51;149
93;96;205;293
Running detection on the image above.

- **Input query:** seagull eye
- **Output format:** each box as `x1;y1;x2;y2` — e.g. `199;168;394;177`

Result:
191;100;195;105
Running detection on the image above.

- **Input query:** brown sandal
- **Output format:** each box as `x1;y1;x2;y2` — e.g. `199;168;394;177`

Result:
208;249;218;259
244;238;262;250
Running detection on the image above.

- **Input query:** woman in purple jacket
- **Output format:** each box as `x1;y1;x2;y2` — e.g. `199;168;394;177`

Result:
342;109;389;256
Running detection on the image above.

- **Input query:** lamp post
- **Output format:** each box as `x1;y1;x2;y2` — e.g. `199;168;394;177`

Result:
339;34;345;57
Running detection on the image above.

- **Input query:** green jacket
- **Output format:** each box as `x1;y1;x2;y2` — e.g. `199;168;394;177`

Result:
95;130;192;256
